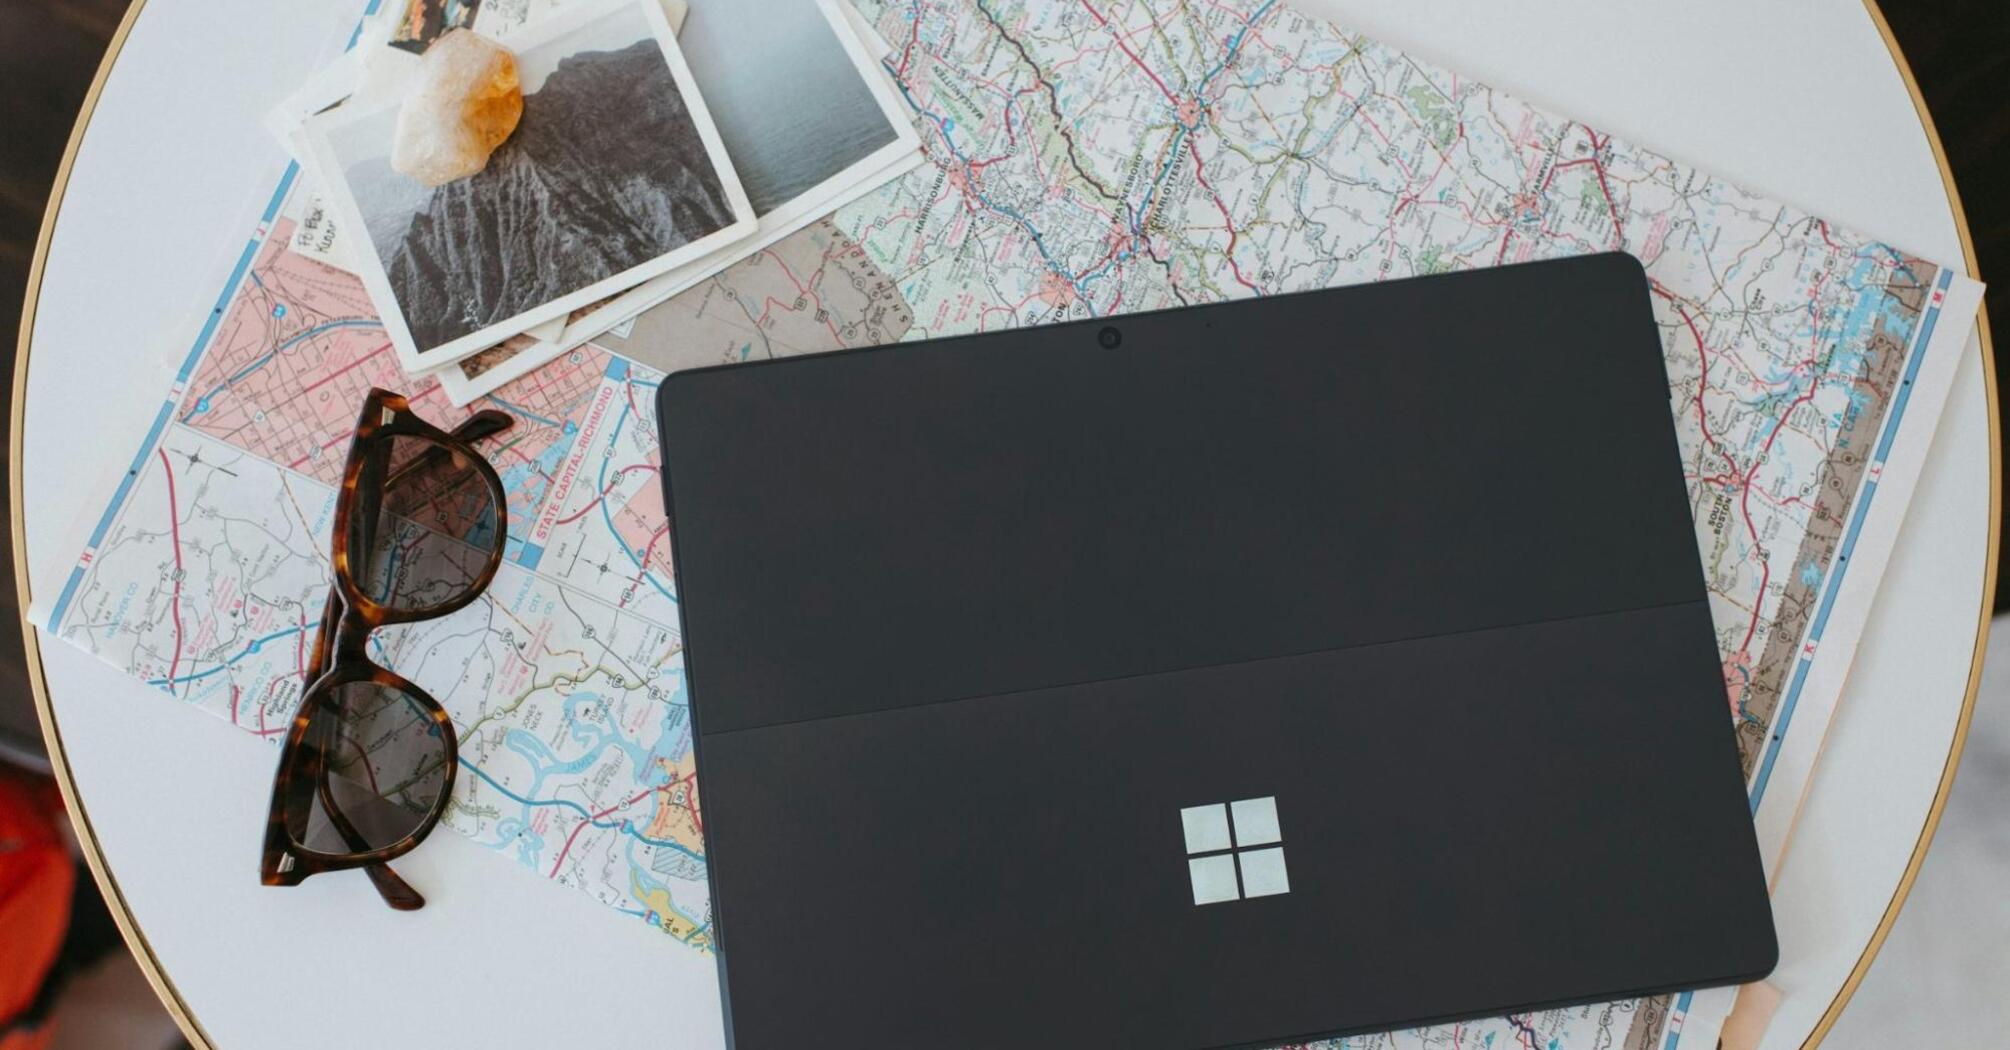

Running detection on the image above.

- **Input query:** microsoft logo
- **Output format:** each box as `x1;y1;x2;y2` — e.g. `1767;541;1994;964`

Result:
1180;796;1289;905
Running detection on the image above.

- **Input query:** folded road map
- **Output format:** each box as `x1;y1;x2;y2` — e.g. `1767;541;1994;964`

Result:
39;1;1983;1048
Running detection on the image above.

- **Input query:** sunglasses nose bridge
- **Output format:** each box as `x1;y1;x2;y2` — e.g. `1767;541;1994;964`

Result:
329;607;379;664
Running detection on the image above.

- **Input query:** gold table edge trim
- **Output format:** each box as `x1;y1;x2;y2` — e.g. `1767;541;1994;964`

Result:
7;3;1994;1049
1798;1;2000;1046
8;0;216;1045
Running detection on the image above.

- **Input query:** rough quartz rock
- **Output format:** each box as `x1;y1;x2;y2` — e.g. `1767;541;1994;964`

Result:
390;29;523;187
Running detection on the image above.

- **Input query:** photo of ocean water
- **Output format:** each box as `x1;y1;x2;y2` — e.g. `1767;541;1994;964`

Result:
679;0;902;215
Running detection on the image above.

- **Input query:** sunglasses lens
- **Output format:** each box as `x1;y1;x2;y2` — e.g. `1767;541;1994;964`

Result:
351;433;503;616
297;679;453;855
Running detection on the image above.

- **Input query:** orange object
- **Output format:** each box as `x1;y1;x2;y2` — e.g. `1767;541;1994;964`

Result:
0;768;72;1050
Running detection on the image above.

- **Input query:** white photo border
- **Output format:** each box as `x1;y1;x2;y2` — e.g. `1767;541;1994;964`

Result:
433;0;924;402
301;0;756;373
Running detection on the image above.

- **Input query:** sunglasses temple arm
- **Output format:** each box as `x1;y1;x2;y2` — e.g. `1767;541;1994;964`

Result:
455;409;513;443
364;861;427;911
312;767;428;911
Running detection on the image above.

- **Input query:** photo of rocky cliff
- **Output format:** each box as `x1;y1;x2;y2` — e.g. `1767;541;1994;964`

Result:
332;5;739;354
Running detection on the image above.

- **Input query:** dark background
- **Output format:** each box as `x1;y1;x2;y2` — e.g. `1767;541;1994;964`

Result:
2;0;2006;754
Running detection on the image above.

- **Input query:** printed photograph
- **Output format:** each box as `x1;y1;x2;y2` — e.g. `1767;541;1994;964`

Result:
679;0;907;216
433;0;924;403
305;0;753;370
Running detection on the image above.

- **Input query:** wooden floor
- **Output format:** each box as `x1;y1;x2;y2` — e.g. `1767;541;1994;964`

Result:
0;0;2006;742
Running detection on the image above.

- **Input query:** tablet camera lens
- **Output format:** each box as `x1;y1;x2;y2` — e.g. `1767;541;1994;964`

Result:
1098;326;1122;349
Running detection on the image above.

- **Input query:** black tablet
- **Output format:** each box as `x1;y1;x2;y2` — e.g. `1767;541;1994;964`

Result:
657;252;1775;1049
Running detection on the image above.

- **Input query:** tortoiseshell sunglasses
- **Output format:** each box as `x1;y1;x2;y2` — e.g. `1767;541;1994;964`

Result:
260;388;511;910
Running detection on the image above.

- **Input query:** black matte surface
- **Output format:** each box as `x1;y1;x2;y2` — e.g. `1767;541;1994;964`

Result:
657;253;1775;1049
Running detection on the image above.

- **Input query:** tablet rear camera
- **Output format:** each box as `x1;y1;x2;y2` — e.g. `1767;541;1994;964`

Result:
1098;326;1123;349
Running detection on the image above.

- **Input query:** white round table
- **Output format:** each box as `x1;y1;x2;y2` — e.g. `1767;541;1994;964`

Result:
15;0;1993;1046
